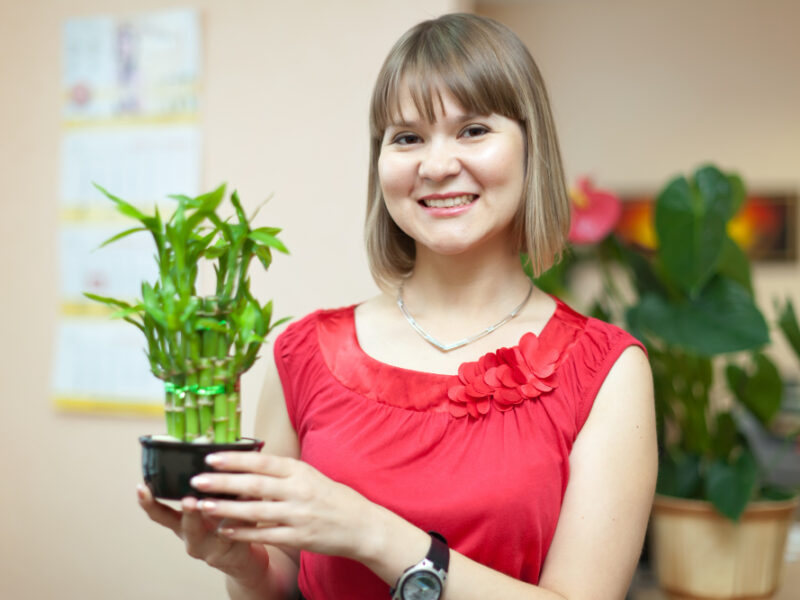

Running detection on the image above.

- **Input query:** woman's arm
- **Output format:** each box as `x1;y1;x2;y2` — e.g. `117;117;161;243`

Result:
197;344;656;599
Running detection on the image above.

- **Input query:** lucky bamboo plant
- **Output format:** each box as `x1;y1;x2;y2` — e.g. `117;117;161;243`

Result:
86;183;289;443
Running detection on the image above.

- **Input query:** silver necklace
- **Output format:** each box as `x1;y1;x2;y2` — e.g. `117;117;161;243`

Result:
396;280;535;352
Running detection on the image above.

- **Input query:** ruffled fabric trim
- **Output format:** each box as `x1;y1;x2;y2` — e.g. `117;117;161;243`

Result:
316;298;587;418
446;331;562;418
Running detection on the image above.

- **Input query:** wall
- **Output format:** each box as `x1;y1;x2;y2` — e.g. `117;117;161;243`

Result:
478;0;800;371
0;1;463;598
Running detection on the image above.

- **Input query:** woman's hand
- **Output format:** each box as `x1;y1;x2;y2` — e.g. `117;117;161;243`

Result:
190;452;382;563
136;484;270;589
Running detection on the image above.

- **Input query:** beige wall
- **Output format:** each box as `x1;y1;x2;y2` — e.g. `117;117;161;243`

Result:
2;1;799;598
479;0;800;371
0;1;464;599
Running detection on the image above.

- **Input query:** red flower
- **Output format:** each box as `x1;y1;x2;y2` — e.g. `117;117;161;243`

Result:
568;177;622;245
447;332;561;418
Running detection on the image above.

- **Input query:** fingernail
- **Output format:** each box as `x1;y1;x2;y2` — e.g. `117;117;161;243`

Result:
136;484;147;498
219;527;235;536
206;454;222;466
198;500;216;511
191;475;211;488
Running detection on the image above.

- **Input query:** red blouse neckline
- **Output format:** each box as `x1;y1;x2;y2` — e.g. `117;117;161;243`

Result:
316;297;587;417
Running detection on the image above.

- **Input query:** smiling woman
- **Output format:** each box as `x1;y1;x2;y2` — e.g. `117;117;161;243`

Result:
137;13;657;600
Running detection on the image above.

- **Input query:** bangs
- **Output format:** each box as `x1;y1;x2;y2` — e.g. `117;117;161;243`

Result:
371;20;527;136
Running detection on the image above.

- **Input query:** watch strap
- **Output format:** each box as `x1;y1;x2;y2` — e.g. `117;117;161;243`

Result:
427;531;449;573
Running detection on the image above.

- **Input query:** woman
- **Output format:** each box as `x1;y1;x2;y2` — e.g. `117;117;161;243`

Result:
138;13;656;600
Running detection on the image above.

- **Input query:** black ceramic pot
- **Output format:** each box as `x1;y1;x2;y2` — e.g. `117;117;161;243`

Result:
140;435;265;500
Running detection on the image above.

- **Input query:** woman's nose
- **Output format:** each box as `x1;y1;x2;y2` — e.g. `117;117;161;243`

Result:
418;139;461;181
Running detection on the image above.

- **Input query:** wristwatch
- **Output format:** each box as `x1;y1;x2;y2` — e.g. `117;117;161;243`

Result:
390;531;449;600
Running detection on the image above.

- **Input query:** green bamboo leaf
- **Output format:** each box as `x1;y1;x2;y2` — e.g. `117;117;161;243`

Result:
178;296;200;325
83;292;134;310
97;226;148;249
110;304;144;319
255;245;272;270
141;283;167;327
230;190;248;225
262;299;273;326
269;315;293;331
248;193;274;221
250;229;289;253
94;183;158;229
196;183;226;213
705;449;758;520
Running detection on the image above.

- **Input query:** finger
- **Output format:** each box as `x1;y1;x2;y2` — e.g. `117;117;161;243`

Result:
181;496;218;543
219;524;297;547
191;472;287;501
197;498;287;525
137;484;182;533
206;452;295;477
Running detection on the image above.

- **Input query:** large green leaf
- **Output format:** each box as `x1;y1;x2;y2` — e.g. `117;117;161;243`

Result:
654;167;731;295
705;449;758;520
657;451;702;498
777;299;800;364
727;353;782;425
710;411;738;460
717;236;753;294
694;165;738;221
635;277;769;355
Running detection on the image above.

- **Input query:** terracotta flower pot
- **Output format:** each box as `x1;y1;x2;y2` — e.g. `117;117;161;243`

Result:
650;494;798;599
140;435;265;500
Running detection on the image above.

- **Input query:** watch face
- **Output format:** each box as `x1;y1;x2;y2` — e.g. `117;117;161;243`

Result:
401;572;442;600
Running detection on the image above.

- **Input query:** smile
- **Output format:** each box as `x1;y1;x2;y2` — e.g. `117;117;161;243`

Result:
419;194;478;208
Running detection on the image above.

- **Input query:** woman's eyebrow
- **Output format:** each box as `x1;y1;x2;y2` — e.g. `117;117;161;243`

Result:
387;113;487;129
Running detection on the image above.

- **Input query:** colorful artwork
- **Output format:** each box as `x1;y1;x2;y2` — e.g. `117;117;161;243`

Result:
615;193;797;261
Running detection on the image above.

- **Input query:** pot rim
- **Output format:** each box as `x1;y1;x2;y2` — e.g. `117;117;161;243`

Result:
653;492;799;520
139;434;264;451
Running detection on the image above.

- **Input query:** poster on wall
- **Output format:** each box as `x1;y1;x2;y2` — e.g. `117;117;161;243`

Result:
52;8;202;416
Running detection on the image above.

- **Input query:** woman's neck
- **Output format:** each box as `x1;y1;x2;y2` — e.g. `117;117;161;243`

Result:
399;243;534;322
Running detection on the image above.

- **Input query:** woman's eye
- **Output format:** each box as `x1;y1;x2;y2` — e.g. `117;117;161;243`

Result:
461;125;489;138
392;133;421;145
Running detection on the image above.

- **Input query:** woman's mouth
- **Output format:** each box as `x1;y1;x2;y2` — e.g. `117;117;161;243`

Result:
419;194;478;208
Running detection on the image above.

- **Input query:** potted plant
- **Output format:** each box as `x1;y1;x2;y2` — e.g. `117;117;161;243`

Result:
534;165;799;599
85;183;289;499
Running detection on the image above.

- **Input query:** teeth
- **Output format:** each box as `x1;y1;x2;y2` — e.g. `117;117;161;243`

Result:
422;194;476;208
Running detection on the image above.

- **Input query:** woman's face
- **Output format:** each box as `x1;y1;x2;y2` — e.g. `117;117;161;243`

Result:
378;86;526;258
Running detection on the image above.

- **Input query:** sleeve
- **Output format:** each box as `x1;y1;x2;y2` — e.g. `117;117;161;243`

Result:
272;310;322;433
563;318;648;433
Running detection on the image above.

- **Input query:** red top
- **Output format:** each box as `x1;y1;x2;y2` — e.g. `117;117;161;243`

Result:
273;298;645;599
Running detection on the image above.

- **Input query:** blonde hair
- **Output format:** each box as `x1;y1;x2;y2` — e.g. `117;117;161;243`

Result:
365;13;569;289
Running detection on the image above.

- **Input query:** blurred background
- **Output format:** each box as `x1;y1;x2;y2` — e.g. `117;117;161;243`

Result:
1;0;798;598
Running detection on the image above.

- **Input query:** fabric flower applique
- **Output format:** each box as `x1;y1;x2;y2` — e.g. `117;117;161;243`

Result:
447;332;562;418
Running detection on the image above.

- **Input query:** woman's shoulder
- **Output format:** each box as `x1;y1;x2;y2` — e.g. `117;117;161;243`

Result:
553;298;643;353
274;304;357;350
